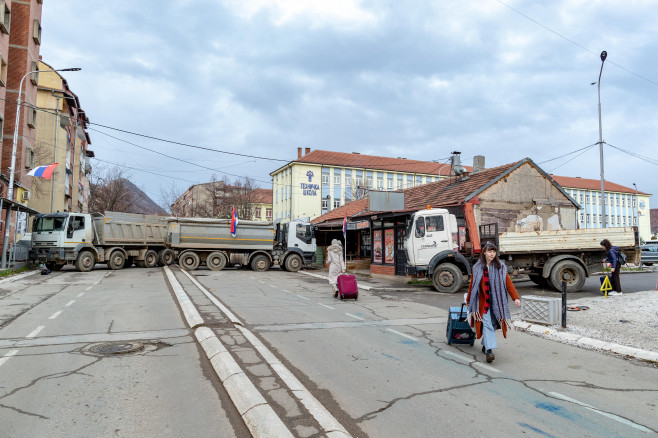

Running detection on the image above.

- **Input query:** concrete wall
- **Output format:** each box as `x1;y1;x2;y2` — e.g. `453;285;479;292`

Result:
477;162;577;233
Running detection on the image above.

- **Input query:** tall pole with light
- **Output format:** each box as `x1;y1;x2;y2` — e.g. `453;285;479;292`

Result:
597;51;607;228
1;67;81;269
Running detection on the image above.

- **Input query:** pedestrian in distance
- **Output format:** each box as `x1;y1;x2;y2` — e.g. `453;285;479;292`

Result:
466;242;521;363
326;239;346;298
600;239;623;295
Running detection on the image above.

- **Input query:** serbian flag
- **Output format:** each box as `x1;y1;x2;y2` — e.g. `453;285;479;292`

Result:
230;205;239;237
27;163;58;179
342;208;347;238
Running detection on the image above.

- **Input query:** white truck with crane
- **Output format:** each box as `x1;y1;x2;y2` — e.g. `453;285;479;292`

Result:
404;207;639;293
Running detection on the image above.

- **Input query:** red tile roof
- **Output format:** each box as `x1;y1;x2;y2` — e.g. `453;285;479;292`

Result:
312;197;371;224
550;175;647;194
250;188;272;204
293;150;472;176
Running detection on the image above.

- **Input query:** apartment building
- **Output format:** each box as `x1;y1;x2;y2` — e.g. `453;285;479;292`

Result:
270;148;475;222
33;60;92;213
551;175;651;241
172;181;272;221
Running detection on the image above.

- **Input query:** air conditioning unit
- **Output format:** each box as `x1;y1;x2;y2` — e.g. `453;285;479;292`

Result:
21;191;30;201
521;295;560;326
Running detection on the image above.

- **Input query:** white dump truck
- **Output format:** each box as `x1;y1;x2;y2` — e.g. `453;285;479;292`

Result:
30;211;169;272
404;208;639;293
166;217;316;271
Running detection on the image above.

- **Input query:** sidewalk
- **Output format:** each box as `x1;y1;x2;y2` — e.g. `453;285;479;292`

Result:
300;268;658;365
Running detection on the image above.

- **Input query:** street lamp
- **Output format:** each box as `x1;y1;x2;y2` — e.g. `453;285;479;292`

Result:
1;67;81;269
597;51;607;228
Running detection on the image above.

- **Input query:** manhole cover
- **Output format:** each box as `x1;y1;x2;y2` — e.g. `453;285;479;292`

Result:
86;341;144;356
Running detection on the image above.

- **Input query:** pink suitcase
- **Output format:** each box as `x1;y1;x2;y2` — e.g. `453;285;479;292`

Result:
337;274;358;300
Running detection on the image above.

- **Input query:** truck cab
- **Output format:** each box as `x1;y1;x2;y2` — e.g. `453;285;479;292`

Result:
30;213;93;268
404;208;471;293
277;220;317;266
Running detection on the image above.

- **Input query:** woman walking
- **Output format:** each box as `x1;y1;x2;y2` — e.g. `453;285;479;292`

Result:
466;242;521;363
600;239;623;295
326;239;346;297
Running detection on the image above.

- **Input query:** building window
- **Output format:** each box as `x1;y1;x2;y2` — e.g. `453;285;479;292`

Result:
265;208;272;220
0;2;9;35
579;194;583;202
622;199;625;207
367;176;373;188
322;174;329;184
27;107;37;128
355;176;363;187
33;19;42;45
579;213;584;222
397;179;403;190
26;148;34;168
333;199;341;209
345;178;351;187
634;217;637;225
255;208;261;219
334;175;341;185
585;195;589;203
377;177;383;190
321;199;329;210
387;179;393;190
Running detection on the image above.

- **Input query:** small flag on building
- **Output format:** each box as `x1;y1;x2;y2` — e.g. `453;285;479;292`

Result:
27;163;58;179
343;208;347;239
230;205;239;237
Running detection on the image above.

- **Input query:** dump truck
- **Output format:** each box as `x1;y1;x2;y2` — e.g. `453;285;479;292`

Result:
166;217;316;271
404;207;639;293
30;211;169;272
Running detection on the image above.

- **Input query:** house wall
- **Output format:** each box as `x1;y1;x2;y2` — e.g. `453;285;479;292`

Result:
476;162;577;233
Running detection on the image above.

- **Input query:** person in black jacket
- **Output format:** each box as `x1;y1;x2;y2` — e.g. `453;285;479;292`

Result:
600;239;622;295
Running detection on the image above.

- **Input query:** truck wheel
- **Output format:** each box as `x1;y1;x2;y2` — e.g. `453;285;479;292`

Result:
206;252;227;271
528;274;550;288
251;254;270;272
157;249;175;266
432;263;463;293
179;251;200;271
75;251;95;272
550;260;586;292
284;254;303;272
108;251;126;270
144;250;158;268
45;262;64;271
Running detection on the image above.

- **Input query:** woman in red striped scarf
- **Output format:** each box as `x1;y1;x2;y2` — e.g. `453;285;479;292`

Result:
466;242;521;363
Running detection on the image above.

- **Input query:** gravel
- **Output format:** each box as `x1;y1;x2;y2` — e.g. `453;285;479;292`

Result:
515;290;658;354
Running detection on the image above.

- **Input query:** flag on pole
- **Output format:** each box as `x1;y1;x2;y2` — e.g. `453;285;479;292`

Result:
342;208;347;239
27;163;58;179
230;205;239;237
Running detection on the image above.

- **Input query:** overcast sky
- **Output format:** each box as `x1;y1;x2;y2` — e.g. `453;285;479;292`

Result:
40;0;658;210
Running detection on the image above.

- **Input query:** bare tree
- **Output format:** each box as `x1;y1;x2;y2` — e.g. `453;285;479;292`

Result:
160;181;185;215
88;164;136;213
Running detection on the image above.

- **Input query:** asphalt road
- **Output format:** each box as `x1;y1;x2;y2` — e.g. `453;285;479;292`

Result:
1;266;657;437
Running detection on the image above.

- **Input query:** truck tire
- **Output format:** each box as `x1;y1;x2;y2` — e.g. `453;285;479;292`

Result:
157;249;175;266
179;251;200;271
108;250;126;270
528;274;550;288
284;254;303;272
550;260;586;292
75;251;95;272
144;250;158;268
432;263;463;293
45;262;64;271
251;254;271;272
206;252;227;271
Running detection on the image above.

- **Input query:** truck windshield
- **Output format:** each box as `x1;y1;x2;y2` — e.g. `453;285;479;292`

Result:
296;224;313;244
34;216;66;232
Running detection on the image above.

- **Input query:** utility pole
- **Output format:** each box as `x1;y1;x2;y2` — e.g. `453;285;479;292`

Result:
51;94;60;212
597;51;607;228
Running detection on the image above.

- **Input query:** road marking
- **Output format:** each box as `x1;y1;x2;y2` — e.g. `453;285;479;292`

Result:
48;311;63;320
0;349;19;368
319;303;335;310
270;284;278;289
85;286;93;291
255;317;445;332
386;328;418;341
443;350;501;372
258;280;266;284
282;289;291;293
473;362;501;373
0;329;190;349
548;392;653;433
77;292;85;297
296;295;310;300
345;313;365;320
26;326;45;338
65;300;75;307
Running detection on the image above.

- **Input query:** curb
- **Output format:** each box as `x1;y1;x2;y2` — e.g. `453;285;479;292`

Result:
513;320;658;363
0;269;40;284
164;266;294;438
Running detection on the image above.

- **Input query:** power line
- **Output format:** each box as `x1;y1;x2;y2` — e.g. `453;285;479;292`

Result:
606;142;658;166
537;142;598;164
548;144;597;173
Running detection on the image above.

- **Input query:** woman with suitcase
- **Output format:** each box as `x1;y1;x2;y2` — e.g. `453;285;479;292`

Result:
466;242;521;363
326;239;346;297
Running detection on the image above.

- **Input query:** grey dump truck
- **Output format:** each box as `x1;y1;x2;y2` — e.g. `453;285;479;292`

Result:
166;217;316;271
30;211;169;271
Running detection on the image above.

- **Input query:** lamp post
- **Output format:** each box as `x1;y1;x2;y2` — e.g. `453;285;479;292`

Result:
1;67;81;269
597;51;607;228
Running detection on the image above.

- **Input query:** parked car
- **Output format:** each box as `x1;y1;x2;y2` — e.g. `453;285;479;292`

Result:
640;243;658;266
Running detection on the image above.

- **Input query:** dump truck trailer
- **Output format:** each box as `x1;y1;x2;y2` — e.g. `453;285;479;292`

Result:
30;211;169;271
404;208;639;293
166;217;316;272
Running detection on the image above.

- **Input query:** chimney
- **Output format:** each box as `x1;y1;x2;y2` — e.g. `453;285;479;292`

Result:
298;147;302;159
473;155;485;174
305;147;311;156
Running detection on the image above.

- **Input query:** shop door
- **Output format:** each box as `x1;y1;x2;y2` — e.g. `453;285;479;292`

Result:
395;226;406;275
